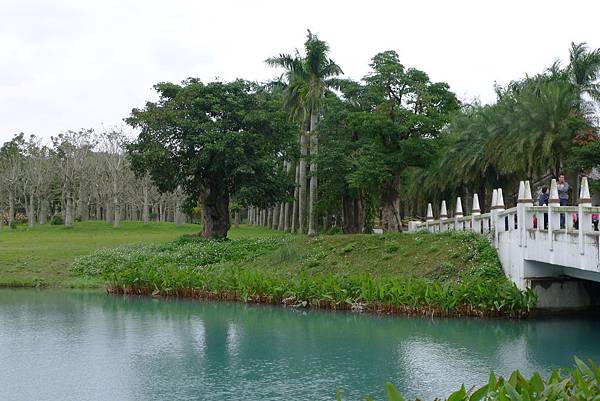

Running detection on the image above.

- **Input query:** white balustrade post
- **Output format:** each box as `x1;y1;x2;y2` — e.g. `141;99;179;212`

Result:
472;193;481;234
426;203;434;232
454;197;463;231
516;181;525;247
523;181;533;248
494;188;505;248
578;177;592;255
440;200;448;232
490;189;498;246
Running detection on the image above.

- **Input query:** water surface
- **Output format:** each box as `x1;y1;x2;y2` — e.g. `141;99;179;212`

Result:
0;289;599;401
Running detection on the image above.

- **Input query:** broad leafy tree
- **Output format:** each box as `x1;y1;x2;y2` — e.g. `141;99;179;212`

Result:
126;79;293;238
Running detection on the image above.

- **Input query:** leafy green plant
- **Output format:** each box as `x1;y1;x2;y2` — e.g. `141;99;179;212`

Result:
73;232;537;317
352;357;599;401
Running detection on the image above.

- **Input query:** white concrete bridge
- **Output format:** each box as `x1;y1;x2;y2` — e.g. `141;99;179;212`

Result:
409;178;600;308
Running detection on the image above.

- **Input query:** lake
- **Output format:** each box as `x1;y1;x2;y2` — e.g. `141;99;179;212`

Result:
0;289;599;401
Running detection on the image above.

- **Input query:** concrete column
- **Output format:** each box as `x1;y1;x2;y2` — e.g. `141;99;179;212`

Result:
578;177;592;256
426;203;434;232
454;197;463;230
471;193;481;233
548;179;560;252
440;200;448;232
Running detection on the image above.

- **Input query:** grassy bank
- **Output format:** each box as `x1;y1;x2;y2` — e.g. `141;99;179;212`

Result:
72;230;536;317
0;221;277;287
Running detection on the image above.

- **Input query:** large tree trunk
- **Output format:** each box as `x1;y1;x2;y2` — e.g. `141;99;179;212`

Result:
342;194;361;234
308;110;319;236
200;184;230;239
381;175;402;232
291;164;300;233
298;130;309;234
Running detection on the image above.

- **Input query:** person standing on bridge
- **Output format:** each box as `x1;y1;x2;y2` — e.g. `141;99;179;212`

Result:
557;174;569;229
538;186;549;229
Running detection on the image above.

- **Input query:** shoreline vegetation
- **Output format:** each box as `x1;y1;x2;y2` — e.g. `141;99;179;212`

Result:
72;228;537;318
351;357;600;401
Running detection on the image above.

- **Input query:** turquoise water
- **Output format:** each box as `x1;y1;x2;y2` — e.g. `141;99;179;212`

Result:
0;289;599;401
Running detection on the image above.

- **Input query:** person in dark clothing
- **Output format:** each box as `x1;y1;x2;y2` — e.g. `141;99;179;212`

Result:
538;187;549;206
539;186;549;230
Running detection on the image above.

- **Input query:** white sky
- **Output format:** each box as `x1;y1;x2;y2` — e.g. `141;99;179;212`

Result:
1;0;599;143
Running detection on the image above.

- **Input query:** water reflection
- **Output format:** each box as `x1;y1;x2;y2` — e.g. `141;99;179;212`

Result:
0;289;599;401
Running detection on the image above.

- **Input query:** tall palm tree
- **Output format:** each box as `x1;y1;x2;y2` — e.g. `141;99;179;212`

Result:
267;30;343;235
568;42;600;104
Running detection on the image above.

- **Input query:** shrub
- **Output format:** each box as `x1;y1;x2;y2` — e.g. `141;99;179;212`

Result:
343;357;599;401
72;232;537;317
50;215;63;225
9;220;17;229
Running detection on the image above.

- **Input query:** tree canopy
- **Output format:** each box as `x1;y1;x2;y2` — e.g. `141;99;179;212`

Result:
126;79;295;238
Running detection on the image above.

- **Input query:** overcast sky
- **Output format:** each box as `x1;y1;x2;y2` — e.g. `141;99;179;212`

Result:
1;0;599;143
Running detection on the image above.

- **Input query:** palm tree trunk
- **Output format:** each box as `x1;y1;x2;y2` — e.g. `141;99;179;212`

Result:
298;130;309;234
308;110;319;236
291;164;300;233
283;161;293;231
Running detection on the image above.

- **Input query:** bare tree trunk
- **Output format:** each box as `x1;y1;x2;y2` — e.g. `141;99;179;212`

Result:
39;200;48;225
65;194;73;227
28;193;35;228
278;203;285;230
291;164;300;233
105;200;113;224
298;130;309;234
308;110;319;236
143;182;149;225
234;211;240;228
8;192;15;226
283;161;293;232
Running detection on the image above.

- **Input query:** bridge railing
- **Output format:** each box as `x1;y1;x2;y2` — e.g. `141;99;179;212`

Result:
410;177;600;248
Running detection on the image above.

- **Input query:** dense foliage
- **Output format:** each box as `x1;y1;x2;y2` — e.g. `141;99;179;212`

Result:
2;35;599;236
126;80;296;238
411;42;600;212
72;231;536;317
345;357;600;401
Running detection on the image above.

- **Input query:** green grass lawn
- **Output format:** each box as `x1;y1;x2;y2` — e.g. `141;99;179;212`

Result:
227;232;475;279
0;221;281;287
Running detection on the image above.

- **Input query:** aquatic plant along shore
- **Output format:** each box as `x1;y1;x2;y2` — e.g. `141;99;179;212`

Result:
72;232;537;317
353;357;600;401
